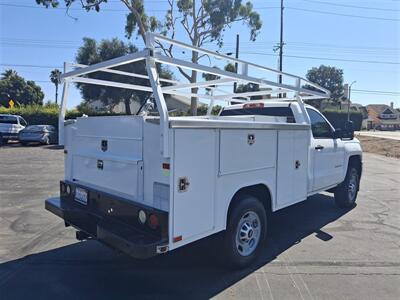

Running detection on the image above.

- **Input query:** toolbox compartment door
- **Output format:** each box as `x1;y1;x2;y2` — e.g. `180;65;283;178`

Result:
172;129;217;243
69;116;144;202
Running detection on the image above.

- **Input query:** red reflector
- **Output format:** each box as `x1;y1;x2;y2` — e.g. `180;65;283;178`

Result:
173;235;182;243
243;103;264;109
162;163;170;170
148;214;159;229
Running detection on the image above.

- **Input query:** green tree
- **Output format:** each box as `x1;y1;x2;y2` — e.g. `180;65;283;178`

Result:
0;69;44;107
50;69;61;104
305;65;344;103
36;0;263;115
75;37;172;114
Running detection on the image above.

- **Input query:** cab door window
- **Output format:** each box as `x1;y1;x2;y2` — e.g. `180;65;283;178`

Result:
306;108;333;138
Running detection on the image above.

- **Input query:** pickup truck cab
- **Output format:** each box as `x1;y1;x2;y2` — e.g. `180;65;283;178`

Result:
0;114;27;145
45;33;362;269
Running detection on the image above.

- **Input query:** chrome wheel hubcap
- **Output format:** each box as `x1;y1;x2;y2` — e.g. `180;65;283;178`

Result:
348;172;358;202
235;211;261;257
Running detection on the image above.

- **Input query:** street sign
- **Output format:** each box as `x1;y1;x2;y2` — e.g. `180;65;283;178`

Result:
8;99;14;108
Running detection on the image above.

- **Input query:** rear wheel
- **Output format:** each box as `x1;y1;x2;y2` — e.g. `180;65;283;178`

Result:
334;165;360;208
222;195;267;269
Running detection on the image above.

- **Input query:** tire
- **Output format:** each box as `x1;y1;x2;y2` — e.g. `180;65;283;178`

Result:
334;164;360;208
20;141;28;146
222;195;267;269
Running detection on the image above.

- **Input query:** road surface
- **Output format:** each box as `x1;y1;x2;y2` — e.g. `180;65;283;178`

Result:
0;145;399;299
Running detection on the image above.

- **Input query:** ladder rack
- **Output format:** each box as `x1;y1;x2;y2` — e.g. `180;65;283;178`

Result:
59;32;330;157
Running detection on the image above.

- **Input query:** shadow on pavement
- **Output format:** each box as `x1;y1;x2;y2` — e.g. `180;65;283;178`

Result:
0;194;352;300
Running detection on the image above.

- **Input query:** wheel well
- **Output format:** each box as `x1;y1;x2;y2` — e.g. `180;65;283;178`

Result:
227;184;272;222
348;155;362;177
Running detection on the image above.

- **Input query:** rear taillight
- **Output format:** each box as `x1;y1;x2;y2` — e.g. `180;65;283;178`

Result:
60;182;71;195
148;214;159;230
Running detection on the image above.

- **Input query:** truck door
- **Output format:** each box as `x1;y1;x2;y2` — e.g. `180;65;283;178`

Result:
306;108;345;191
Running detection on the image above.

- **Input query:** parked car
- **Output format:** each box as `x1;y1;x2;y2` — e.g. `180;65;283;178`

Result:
19;125;57;145
0;114;27;145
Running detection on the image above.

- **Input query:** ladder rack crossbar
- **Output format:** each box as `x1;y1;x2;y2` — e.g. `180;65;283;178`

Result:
58;32;330;157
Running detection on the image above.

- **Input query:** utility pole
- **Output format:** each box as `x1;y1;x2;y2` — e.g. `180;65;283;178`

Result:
234;34;239;93
347;81;356;121
279;0;284;85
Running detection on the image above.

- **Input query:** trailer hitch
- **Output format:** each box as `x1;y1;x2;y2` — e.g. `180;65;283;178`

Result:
76;230;91;241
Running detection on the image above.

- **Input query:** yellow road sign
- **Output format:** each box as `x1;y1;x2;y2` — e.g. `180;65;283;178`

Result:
8;99;14;108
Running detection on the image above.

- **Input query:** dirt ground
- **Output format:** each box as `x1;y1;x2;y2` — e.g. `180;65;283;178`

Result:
357;135;400;159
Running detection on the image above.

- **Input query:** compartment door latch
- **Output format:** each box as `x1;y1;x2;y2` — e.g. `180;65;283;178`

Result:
101;140;108;152
295;160;301;169
178;177;190;192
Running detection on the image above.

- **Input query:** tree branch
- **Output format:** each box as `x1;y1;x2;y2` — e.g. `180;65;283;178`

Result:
154;40;192;82
180;16;193;43
120;0;147;43
79;0;107;10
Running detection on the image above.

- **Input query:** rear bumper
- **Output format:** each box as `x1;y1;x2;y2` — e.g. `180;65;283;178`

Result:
45;182;169;259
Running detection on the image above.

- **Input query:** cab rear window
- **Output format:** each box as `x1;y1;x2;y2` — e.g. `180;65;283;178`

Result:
220;107;295;122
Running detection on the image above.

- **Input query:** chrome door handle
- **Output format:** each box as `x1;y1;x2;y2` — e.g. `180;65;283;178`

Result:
315;145;324;150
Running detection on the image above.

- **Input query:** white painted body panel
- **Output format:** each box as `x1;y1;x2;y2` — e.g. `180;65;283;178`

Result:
63;102;362;252
65;116;144;202
172;129;217;243
311;138;345;191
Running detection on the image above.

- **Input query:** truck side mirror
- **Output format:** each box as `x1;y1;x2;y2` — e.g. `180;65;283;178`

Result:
334;121;354;140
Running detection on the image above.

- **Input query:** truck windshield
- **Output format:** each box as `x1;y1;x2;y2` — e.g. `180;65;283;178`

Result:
0;116;18;124
220;106;295;122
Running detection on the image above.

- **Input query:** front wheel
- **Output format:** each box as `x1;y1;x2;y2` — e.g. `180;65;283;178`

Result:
334;165;360;208
222;195;267;269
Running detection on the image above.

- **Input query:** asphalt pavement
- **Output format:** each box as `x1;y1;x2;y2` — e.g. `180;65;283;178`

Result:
0;145;399;299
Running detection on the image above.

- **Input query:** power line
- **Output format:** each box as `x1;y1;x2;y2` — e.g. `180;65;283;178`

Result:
0;63;61;69
2;2;400;22
241;51;400;65
352;89;400;95
0;3;280;12
285;6;400;21
299;0;400;12
2;37;398;52
0;2;167;12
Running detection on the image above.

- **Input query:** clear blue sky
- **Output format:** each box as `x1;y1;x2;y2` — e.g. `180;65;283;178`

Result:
1;0;399;109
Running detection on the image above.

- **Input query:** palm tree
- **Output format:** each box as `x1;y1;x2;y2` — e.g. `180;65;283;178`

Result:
50;69;61;104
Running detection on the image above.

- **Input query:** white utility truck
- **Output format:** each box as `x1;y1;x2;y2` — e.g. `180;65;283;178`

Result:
46;34;362;268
